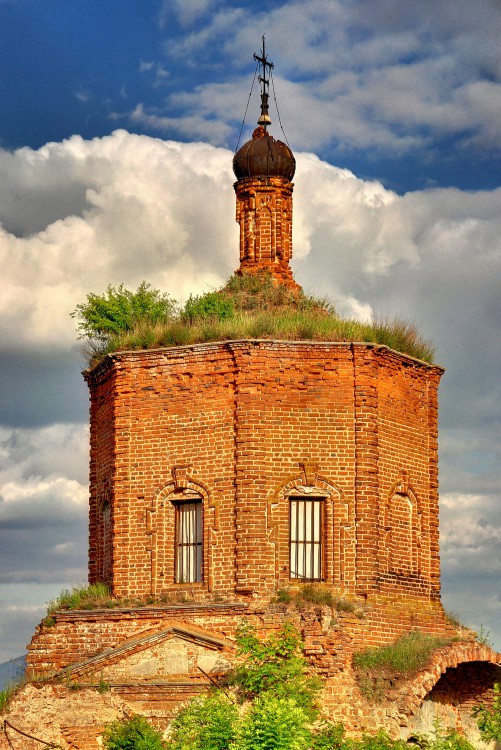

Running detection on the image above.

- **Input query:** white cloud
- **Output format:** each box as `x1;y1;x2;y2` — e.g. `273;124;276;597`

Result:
0;131;237;349
0;130;500;653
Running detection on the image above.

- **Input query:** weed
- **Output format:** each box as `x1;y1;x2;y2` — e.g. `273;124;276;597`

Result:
96;675;110;693
476;625;493;648
46;582;112;618
444;610;463;629
276;588;293;603
79;273;435;366
353;631;451;675
296;585;335;608
414;719;476;750
334;598;357;614
353;631;452;701
0;682;20;713
473;683;501;742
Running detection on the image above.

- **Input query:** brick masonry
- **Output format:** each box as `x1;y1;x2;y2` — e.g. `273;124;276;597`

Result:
3;340;499;749
83;340;443;603
234;175;297;286
0;341;500;750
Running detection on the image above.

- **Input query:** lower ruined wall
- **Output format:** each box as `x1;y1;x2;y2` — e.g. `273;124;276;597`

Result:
26;595;459;677
5;598;496;749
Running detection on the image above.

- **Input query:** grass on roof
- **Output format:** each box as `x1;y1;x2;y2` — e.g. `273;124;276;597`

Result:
81;273;435;367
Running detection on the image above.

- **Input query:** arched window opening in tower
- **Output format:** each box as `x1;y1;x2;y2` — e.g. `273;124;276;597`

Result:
289;496;324;581
174;499;203;583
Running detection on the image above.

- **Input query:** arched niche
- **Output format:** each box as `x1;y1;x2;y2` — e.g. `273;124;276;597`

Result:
383;471;423;578
146;466;217;593
268;459;352;588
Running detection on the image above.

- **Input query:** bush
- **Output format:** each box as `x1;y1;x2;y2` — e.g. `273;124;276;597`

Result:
412;720;475;750
102;714;166;750
230;621;321;718
472;682;501;743
355;731;407;750
234;694;311;750
182;292;235;323
166;691;238;750
72;281;176;341
77;273;435;366
311;721;352;750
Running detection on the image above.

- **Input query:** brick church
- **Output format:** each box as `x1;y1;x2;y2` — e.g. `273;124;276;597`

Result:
1;44;499;750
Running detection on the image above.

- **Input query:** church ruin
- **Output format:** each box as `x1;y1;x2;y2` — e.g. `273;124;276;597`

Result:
1;42;499;750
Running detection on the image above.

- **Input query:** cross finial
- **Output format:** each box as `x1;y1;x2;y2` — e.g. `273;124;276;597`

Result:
253;35;274;128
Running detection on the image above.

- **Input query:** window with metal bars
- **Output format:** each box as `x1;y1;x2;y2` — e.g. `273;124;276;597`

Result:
289;497;323;581
175;500;202;583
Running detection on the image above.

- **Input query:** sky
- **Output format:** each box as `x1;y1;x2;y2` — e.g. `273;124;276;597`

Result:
0;0;500;663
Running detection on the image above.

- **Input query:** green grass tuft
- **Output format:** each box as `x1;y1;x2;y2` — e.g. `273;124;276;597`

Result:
353;631;451;676
80;273;435;366
46;582;112;618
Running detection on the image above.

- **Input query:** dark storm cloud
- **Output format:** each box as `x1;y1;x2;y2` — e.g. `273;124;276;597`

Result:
0;349;88;428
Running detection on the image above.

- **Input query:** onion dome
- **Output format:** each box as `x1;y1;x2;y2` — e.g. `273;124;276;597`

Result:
233;125;296;180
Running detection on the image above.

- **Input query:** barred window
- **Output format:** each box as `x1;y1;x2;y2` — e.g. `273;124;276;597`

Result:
289;497;323;581
175;500;202;583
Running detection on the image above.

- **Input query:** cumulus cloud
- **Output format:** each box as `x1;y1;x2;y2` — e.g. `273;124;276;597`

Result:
0;585;73;663
0;130;500;654
0;130;237;350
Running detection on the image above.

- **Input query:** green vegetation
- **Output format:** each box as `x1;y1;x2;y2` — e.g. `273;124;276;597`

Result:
45;582;112;622
42;583;204;626
443;610;463;629
167;691;238;750
29;620;493;750
234;694;311;750
413;720;475;750
472;682;501;743
353;631;451;674
476;625;493;647
165;622;322;750
353;631;452;702
0;681;20;713
72;281;176;341
102;714;166;750
229;621;321;719
276;585;362;616
73;274;435;366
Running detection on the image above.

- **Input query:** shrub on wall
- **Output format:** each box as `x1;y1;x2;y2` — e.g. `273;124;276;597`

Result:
102;714;166;750
166;691;238;750
472;682;501;743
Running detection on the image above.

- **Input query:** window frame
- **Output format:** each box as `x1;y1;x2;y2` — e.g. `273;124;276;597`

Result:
174;498;203;584
289;495;324;582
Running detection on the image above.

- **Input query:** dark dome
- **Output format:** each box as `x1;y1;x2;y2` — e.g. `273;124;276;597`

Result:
233;126;295;180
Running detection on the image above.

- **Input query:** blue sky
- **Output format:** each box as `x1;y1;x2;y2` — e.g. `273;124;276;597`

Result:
0;0;500;661
1;0;500;192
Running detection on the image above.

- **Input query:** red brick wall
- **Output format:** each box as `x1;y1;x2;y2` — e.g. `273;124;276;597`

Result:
234;176;296;285
84;341;443;605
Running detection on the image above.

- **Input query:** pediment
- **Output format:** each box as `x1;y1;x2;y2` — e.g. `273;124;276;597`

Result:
58;621;234;681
